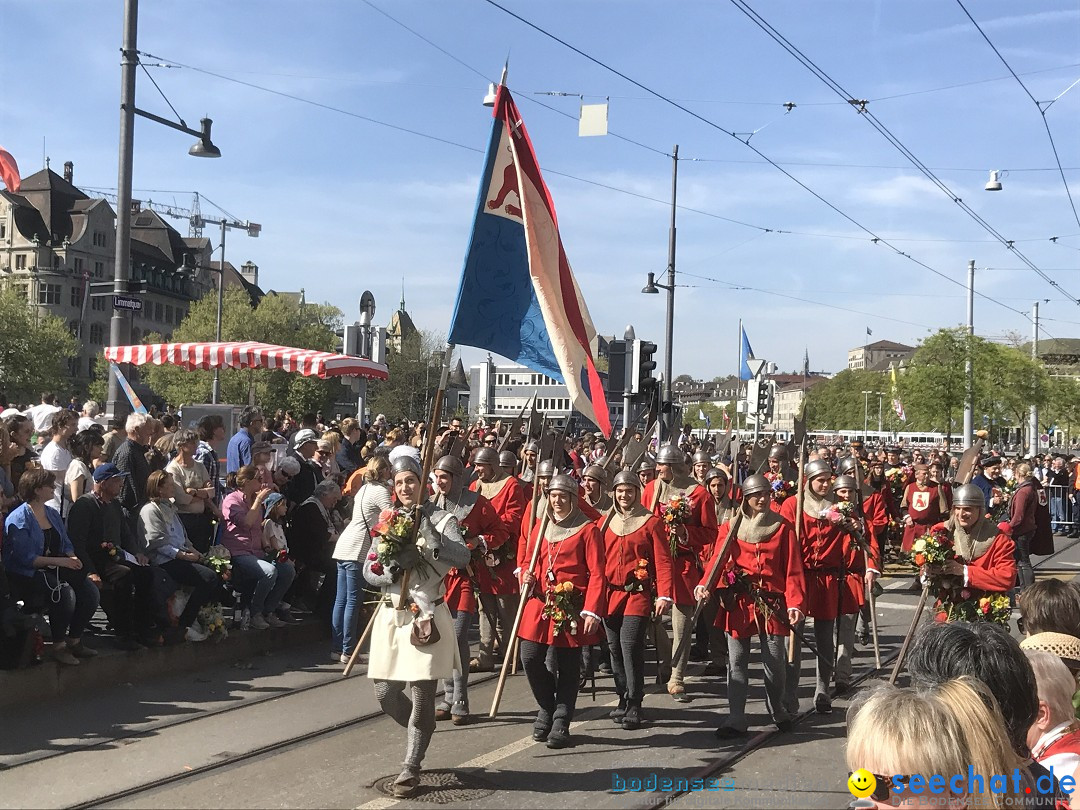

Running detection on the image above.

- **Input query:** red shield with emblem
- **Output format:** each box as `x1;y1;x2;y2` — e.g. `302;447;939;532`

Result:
911;491;930;512
1038;489;1048;507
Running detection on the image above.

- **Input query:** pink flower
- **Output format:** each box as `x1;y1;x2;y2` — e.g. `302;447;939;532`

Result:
378;509;394;522
960;589;971;599
370;562;384;575
367;552;378;561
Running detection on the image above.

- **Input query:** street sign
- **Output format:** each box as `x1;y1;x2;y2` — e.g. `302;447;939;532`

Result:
113;295;142;312
1040;433;1050;444
746;358;766;378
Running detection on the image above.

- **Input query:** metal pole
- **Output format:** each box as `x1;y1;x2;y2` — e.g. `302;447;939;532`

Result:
1030;301;1039;454
877;394;883;434
211;220;225;404
863;391;870;441
107;0;139;419
663;145;678;441
962;260;974;450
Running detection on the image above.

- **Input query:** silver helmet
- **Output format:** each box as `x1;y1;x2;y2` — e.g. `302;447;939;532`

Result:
391;456;422;480
741;473;771;498
472;447;500;469
656;444;686;466
831;474;858;493
434;454;465;478
536;459;556;479
704;467;728;486
767;444;788;461
524;440;540;454
547;473;578;496
612;469;640;490
953;483;986;510
804;459;833;481
692;450;712;466
836;456;859;476
498;450;517;470
582;464;608;485
636;453;657;472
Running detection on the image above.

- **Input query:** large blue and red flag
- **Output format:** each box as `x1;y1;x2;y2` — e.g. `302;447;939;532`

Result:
449;86;611;436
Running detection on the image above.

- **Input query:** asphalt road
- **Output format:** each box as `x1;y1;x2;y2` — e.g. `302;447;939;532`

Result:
6;536;1078;810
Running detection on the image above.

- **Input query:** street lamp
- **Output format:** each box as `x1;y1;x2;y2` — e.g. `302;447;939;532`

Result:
862;390;873;441
107;0;221;418
192;216;261;404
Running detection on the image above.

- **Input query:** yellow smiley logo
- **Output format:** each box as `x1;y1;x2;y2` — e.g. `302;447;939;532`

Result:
848;769;877;799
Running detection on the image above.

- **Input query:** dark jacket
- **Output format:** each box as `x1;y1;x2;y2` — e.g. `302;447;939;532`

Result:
336;439;363;478
113;438;150;517
66;493;140;576
286;499;334;567
285;456;322;507
1010;478;1054;556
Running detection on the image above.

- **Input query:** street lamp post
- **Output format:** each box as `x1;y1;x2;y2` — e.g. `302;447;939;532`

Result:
106;0;221;419
862;390;872;441
193;216;261;404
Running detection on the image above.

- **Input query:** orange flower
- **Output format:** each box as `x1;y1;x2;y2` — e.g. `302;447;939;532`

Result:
913;553;926;566
409;603;420;614
633;568;649;581
636;558;649;568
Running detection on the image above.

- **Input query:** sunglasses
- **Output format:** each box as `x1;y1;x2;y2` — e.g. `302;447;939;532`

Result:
848;773;909;803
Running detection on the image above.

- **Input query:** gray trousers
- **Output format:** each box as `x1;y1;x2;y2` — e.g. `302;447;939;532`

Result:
605;614;648;701
477;593;515;669
439;607;473;715
700;597;728;668
835;613;857;686
653;604;695;686
726;633;789;731
374;679;437;773
784;617;834;713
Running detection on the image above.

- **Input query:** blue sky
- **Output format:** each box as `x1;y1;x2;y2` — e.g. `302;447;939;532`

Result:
2;1;1078;380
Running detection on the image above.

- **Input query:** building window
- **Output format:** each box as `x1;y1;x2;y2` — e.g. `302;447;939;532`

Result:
154;302;163;322
38;283;61;305
93;231;107;248
0;222;5;238
94;261;104;278
165;305;173;324
53;256;61;269
68;320;79;335
14;254;25;270
88;357;95;377
92;296;106;312
89;324;104;344
70;286;84;307
73;257;84;273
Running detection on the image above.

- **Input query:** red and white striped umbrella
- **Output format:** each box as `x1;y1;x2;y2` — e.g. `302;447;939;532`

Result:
104;341;389;380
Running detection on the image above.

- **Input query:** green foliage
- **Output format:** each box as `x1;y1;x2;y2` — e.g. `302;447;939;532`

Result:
91;287;347;414
0;289;79;402
683;400;734;431
366;330;448;423
804;328;1056;441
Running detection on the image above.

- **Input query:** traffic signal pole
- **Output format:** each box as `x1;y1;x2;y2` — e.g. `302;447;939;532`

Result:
662;146;678;442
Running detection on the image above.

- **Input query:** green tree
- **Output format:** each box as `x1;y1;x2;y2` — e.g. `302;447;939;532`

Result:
803;369;886;430
366;329;449;422
0;289;79;403
91;287;346;414
1047;376;1080;444
683;401;732;432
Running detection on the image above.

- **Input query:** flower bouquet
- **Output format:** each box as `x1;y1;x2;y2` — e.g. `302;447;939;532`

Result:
543;580;584;637
660;495;692;557
623;558;651;594
370;506;433;582
884;466;907;503
933;590;1011;626
202;550;232;583
268;548;289;564
766;472;795;504
908;523;954;569
198;602;228;641
100;541;119;560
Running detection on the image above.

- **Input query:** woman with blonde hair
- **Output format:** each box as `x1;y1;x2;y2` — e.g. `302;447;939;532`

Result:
847;677;1020;808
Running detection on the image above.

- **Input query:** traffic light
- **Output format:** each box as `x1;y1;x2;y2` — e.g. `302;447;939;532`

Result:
630;339;658;397
757;380;771;414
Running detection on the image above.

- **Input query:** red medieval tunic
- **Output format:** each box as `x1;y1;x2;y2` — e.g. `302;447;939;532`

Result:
947;518;1016;597
517;509;606;648
470;475;527;596
703;510;806;638
838;501;882;615
442;492;505;613
641;476;718;606
780;490;846;621
901;482;948;552
602;508;673;618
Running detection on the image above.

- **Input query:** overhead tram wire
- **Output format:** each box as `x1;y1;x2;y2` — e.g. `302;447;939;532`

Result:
955;0;1080;232
478;0;1038;322
724;0;1080;307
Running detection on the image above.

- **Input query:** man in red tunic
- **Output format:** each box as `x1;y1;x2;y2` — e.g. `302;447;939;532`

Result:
921;483;1016;617
431;454;506;725
467;447;527;674
602;470;673;730
837;456;887;646
901;464;947;552
641;443;718;702
829;474;880;691
696;473;805;737
780;458;844;714
517;474;605;748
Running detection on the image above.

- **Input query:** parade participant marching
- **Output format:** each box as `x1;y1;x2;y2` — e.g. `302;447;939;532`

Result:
696;466;736;673
780;458;844;714
636;454;657;488
695;473;805;737
642;444;718;702
582;464;613;513
829;474;880;691
601;470;673;730
431;453;505;725
363;457;471;798
498;450;519;480
705;467;735;526
900;464;948;553
519;440;540;488
469;447;528;673
517;474;605;748
692;450;712;485
918;483;1016;622
837;457;887;644
764;445;797;512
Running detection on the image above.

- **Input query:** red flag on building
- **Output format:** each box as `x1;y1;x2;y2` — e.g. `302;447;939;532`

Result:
0;147;21;193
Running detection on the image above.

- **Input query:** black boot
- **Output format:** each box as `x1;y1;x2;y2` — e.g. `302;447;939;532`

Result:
533;708;553;741
609;696;627;721
546;720;571;749
621;700;642;731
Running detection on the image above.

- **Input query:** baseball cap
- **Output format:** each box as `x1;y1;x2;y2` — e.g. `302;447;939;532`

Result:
263;492;285;512
93;462;130;483
292;429;319;448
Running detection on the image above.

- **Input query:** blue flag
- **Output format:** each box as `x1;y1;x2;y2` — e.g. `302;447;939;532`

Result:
739;327;755;381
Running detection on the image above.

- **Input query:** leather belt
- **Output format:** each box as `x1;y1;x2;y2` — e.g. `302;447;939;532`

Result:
384;597;445;609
